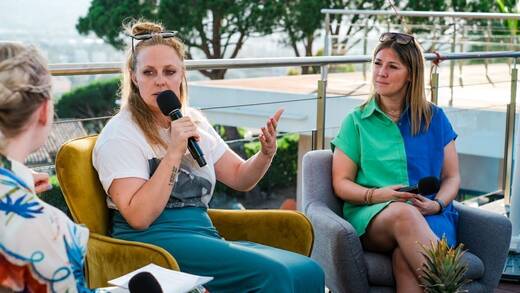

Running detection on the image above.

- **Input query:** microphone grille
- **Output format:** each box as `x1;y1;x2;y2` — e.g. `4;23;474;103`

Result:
418;176;440;195
128;271;163;293
157;90;182;116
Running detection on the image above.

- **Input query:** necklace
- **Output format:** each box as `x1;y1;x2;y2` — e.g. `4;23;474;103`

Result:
385;110;401;122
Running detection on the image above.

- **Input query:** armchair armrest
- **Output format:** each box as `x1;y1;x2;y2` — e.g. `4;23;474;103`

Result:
306;202;369;293
208;209;313;256
455;202;511;289
85;233;179;288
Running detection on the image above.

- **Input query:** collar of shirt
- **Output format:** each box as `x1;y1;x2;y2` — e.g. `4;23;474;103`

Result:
0;154;35;193
360;98;410;123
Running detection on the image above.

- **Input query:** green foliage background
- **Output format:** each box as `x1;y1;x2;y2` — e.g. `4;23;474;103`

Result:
56;78;120;132
39;175;72;219
43;133;300;214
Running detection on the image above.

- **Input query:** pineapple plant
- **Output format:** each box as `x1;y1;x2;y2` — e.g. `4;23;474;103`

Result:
418;236;470;293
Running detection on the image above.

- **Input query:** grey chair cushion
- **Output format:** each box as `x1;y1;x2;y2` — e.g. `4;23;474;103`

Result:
365;252;394;287
364;250;484;287
461;252;485;280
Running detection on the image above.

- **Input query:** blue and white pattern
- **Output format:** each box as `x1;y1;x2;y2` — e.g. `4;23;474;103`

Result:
0;155;93;293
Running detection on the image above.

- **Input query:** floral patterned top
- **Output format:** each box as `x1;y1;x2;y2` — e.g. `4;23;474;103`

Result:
0;155;93;292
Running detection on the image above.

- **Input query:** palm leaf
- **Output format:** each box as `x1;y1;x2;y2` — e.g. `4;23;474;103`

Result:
0;194;43;219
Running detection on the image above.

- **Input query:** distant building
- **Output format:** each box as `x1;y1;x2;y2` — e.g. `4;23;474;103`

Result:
26;120;87;168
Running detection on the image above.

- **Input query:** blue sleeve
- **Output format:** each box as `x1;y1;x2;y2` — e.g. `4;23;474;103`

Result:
436;107;457;147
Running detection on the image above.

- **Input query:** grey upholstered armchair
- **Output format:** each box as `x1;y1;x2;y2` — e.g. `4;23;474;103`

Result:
302;150;512;293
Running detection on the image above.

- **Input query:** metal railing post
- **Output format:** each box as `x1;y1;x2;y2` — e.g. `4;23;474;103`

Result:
431;65;439;105
485;20;492;83
324;13;331;57
311;130;318;151
449;19;457;106
503;59;518;205
362;17;369;81
458;24;465;87
316;64;328;150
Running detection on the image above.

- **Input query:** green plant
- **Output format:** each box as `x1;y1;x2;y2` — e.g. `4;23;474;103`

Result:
287;67;301;76
244;133;299;194
213;133;299;199
38;175;72;219
56;78;120;133
419;236;470;293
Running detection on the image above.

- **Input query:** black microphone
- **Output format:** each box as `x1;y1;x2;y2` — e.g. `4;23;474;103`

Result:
157;90;207;167
128;271;163;293
398;176;440;195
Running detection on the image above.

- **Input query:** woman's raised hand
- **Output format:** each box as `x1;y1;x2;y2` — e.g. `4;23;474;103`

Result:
167;116;200;157
259;109;284;158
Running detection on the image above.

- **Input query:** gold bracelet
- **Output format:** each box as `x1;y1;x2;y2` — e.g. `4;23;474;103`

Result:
169;166;179;186
364;188;371;204
368;188;376;204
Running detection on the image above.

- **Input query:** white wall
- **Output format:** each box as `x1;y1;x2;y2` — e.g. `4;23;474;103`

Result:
189;84;514;196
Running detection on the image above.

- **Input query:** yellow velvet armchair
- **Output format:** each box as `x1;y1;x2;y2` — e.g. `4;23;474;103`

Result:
55;135;314;289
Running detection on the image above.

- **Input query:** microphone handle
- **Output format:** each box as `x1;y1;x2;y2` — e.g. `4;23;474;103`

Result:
397;185;419;193
169;110;207;167
188;137;207;167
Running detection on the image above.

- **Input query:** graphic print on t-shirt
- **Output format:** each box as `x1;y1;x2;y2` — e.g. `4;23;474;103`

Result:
148;157;213;208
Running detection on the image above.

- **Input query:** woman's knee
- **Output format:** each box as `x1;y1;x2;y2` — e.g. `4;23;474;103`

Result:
387;203;426;232
255;256;323;292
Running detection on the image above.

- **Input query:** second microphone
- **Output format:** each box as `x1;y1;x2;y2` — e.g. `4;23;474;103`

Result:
157;90;207;167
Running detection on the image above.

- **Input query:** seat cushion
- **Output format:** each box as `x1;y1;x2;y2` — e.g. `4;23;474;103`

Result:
364;251;484;287
365;252;394;287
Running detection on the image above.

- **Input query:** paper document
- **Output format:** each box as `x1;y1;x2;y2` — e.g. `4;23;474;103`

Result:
108;263;213;293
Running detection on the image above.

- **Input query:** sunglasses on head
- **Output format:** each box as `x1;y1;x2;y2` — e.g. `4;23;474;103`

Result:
379;32;414;45
127;31;178;53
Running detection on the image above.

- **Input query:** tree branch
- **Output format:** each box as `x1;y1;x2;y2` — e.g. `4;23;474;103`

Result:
229;31;246;59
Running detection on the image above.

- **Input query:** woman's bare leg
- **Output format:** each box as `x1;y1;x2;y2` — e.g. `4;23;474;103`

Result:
393;247;422;293
362;202;437;283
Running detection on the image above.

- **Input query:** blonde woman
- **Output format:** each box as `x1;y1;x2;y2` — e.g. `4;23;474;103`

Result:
331;33;460;292
92;20;324;293
0;42;92;292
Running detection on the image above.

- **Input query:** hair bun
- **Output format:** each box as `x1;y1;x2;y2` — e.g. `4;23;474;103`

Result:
131;21;164;36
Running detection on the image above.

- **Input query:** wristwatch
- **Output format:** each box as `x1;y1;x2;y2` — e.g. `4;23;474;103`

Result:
433;198;446;214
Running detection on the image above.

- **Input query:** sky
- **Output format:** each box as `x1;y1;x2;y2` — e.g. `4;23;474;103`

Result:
0;0;300;81
0;0;91;35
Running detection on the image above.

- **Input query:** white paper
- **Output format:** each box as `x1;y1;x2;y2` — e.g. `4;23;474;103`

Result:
108;263;213;293
97;287;129;293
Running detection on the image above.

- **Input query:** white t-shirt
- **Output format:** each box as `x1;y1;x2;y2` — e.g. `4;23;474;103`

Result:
92;108;229;210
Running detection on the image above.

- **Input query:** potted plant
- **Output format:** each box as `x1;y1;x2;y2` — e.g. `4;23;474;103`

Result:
418;236;470;293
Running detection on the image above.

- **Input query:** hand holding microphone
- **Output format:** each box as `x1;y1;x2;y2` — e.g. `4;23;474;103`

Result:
374;185;417;203
400;176;443;215
397;176;440;195
157;90;207;167
372;177;441;203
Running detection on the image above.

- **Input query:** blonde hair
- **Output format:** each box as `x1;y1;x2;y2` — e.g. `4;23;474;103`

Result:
0;42;51;151
121;20;189;149
366;37;432;135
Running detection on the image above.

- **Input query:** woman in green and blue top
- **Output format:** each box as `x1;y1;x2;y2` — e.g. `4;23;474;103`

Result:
331;32;460;292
